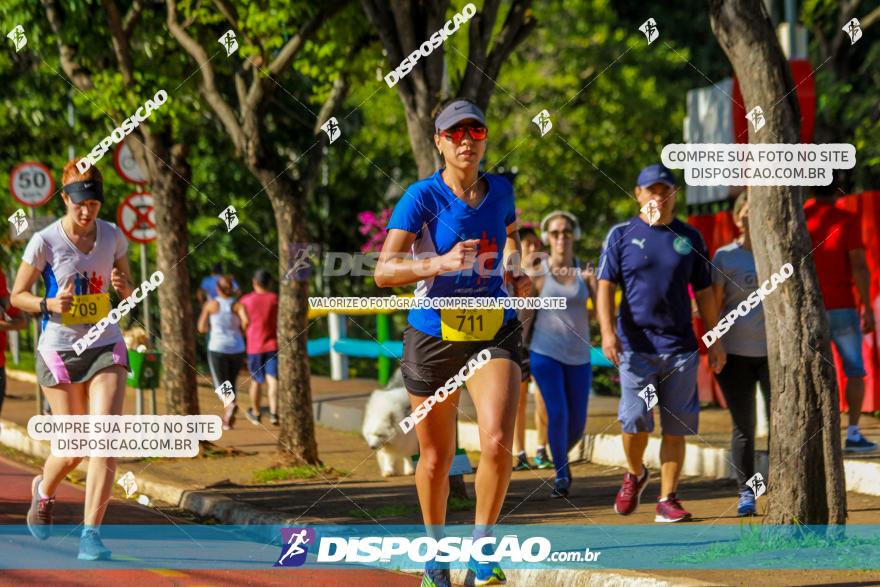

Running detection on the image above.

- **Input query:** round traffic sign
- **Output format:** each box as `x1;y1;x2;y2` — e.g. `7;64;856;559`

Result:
114;140;148;184
117;192;156;243
9;162;55;207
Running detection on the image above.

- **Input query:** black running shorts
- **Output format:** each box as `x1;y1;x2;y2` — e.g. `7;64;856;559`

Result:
401;318;524;396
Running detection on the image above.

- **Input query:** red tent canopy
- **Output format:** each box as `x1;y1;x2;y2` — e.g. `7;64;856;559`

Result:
688;192;880;412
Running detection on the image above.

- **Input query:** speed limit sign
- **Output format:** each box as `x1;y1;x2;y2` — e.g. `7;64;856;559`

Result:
114;140;148;185
10;162;55;207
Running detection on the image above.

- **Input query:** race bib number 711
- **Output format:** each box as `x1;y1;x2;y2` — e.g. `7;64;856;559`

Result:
440;309;503;342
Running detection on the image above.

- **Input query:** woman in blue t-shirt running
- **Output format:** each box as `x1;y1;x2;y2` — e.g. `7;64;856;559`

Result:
375;98;529;587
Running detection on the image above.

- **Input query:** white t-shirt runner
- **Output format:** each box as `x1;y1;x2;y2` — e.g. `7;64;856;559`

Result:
23;219;128;351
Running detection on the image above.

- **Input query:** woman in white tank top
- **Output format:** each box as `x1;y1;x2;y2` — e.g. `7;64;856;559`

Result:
529;211;597;498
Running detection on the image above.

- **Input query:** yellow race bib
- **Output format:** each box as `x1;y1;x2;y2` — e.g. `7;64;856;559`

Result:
440;309;503;342
62;293;111;326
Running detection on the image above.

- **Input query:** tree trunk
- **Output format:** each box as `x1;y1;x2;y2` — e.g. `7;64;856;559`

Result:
133;133;200;415
255;167;320;465
709;0;846;525
405;105;443;179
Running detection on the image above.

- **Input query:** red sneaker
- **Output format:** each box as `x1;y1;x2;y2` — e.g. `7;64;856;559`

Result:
614;466;650;515
655;493;692;523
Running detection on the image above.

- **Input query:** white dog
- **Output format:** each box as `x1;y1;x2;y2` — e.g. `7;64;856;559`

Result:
362;382;418;477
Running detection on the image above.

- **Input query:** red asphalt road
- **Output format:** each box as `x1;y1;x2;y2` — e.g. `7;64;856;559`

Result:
0;456;422;586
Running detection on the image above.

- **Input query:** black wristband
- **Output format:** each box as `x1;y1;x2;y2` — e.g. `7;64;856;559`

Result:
40;297;48;315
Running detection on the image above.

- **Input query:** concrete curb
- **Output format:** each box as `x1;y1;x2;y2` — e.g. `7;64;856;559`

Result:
447;568;718;586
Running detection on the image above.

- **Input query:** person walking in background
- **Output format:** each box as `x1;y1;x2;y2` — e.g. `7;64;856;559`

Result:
198;275;248;430
710;192;771;516
0;270;27;416
240;269;279;426
197;263;240;304
597;163;725;523
512;226;552;471
804;181;877;452
528;211;596;498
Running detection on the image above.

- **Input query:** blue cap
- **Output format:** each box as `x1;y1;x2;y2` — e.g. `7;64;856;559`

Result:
636;163;676;188
434;100;486;133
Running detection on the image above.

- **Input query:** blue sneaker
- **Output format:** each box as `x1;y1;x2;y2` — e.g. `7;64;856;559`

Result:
845;433;878;453
737;490;756;517
78;529;111;560
533;448;553;470
421;563;451;587
467;558;507;585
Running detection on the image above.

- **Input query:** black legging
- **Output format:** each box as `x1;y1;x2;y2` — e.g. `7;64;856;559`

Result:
207;351;244;395
714;353;771;492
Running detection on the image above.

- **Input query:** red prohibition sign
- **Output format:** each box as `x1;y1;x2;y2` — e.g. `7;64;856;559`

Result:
117;192;157;243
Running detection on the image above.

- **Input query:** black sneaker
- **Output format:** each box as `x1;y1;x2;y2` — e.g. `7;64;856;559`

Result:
245;408;261;426
550;477;570;499
512;452;531;471
26;476;54;540
269;412;279;426
845;433;878;453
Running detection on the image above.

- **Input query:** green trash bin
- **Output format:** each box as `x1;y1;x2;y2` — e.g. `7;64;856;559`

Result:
128;350;161;414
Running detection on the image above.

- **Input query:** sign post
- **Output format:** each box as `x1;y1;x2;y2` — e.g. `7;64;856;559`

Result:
116;192;157;339
10;161;55;416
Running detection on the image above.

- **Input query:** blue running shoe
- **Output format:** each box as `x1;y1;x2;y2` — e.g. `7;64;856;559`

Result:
468;552;507;586
421;565;452;587
533;448;553;470
78;529;112;560
737;490;756;517
845;433;878;453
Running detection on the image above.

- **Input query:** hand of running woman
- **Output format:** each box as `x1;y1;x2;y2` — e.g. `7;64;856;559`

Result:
504;270;532;297
437;239;480;273
111;268;132;298
49;281;75;314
